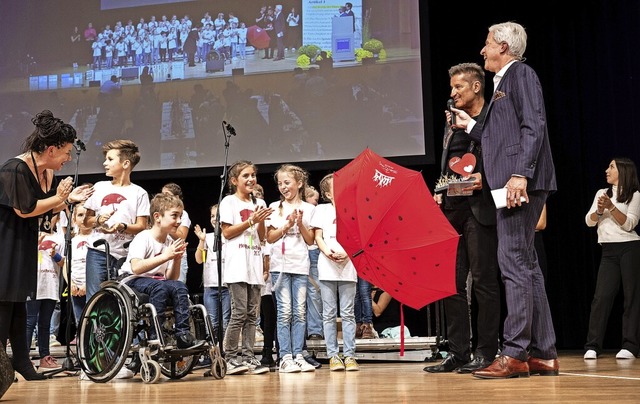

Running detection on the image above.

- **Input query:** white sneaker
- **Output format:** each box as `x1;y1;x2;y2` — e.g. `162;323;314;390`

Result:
295;354;315;372
616;349;636;359
584;349;597;359
49;335;61;347
115;366;135;379
279;354;301;373
255;326;264;342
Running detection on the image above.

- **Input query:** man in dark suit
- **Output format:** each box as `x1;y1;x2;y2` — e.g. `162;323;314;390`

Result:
424;63;500;375
273;4;286;61
452;22;559;379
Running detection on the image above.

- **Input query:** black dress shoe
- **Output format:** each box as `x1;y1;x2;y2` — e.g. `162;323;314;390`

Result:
423;355;466;373
456;356;493;374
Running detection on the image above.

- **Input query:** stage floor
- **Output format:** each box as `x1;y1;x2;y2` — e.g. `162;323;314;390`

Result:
5;349;640;403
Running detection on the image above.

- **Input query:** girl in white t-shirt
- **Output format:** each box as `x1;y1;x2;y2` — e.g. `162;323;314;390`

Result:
310;173;359;371
69;205;92;324
266;164;316;373
219;160;273;375
194;204;230;340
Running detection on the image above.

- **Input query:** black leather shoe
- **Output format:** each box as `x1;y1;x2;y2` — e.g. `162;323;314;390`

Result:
423;355;466;373
456;356;493;374
176;333;205;350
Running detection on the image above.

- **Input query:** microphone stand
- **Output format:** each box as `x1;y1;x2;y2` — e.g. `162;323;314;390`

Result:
43;140;85;377
213;121;233;350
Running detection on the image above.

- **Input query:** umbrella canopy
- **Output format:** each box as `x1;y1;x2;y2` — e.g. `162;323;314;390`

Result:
334;148;459;310
247;25;271;50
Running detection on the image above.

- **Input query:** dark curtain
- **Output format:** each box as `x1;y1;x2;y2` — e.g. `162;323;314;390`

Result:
424;1;640;349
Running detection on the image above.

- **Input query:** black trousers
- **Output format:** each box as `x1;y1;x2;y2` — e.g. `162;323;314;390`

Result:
443;208;501;361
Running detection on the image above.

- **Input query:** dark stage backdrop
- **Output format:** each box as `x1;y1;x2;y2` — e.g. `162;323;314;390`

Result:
10;1;640;348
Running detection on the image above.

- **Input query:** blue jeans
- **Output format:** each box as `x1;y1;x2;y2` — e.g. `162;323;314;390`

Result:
354;276;373;323
272;272;307;358
71;295;86;326
306;249;323;337
203;286;231;338
178;255;189;284
127;277;192;338
86;248;118;302
319;280;357;357
26;299;56;357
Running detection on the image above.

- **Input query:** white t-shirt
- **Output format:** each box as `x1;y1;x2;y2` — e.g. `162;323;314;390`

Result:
310;203;357;282
84;181;150;259
119;229;174;282
219;194;267;285
36;233;64;301
202;232;225;287
266;200;315;275
261;242;273;296
70;233;91;288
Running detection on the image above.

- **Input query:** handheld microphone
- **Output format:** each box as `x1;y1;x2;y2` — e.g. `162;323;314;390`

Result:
75;139;86;151
222;121;236;136
446;99;456;125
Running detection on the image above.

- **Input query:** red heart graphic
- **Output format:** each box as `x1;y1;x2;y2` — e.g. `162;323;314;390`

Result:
448;153;476;176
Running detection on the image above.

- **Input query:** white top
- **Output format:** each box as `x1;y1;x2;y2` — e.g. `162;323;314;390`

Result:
261;242;273;296
310;203;357;282
202;232;225;287
70;233;90;288
36;233;64;301
219;194;267;285
266;200;315;275
119;229;174;282
585;186;640;243
84;181;150;259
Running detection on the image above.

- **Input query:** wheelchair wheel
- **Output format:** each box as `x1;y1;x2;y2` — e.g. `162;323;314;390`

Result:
77;283;136;382
140;360;161;384
207;50;221;61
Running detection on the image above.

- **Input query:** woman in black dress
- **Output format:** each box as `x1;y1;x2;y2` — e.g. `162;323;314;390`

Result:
0;110;91;384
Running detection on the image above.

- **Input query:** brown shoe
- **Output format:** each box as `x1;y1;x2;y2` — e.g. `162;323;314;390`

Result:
527;357;559;376
355;322;363;339
360;323;377;339
472;355;529;379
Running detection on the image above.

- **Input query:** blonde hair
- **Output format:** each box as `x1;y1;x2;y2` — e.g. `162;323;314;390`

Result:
319;173;334;202
274;163;309;215
150;193;183;218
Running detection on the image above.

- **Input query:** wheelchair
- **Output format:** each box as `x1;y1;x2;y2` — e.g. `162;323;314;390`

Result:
76;239;227;383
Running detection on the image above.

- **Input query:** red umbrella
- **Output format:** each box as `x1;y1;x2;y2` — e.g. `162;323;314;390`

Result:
334;148;459;310
101;193;126;206
247;25;271;50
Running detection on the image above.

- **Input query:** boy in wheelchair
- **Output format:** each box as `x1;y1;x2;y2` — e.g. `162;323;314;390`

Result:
118;193;204;350
213;32;231;62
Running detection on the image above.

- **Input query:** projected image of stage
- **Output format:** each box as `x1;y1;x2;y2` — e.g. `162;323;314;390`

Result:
0;0;431;175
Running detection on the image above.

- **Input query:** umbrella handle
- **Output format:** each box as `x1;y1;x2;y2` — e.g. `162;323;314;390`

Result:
353;249;364;258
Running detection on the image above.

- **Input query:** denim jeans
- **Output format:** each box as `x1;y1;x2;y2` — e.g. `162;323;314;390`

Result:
71;295;86;326
223;282;261;358
127;277;192;338
319;280;357;357
354;276;373;323
271;272;307;358
204;286;231;339
85;248;117;301
177;255;189;284
306;248;323;337
26;299;56;357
